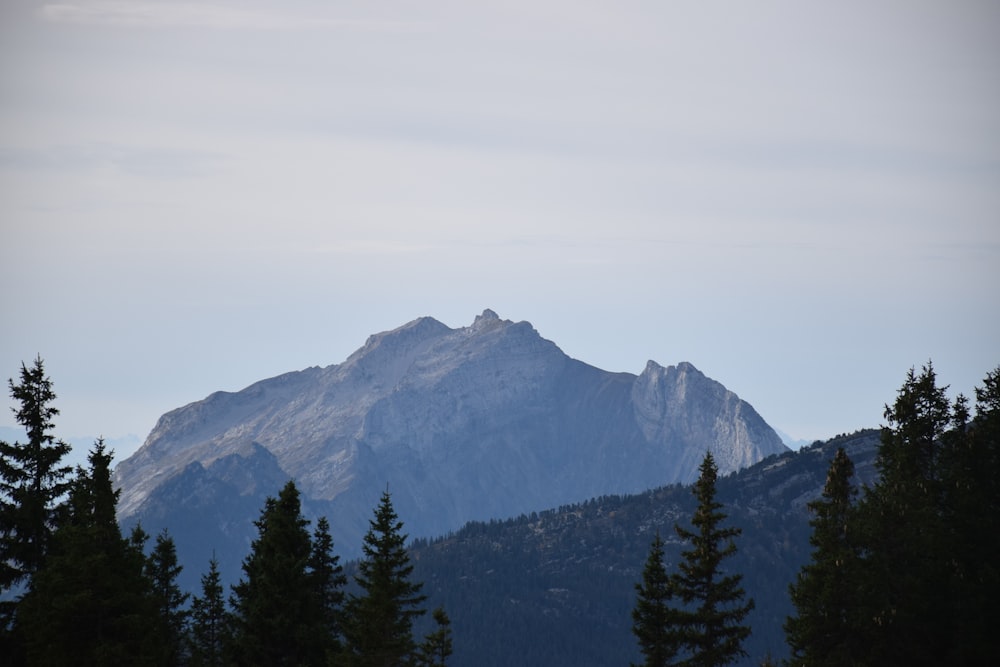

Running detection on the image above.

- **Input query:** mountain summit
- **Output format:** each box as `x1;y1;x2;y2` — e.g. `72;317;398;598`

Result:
113;310;786;577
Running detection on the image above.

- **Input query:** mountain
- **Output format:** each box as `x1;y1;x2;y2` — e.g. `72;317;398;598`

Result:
113;309;786;586
406;430;881;667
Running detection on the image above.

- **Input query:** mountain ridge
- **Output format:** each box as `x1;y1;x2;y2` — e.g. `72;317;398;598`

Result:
113;309;787;578
405;429;882;666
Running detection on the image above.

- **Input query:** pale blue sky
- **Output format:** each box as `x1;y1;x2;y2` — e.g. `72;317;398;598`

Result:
2;1;998;461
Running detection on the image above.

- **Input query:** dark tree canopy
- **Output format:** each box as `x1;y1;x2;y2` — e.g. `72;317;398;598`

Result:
416;606;454;667
188;555;228;667
631;452;754;667
15;440;163;665
0;356;73;593
785;447;863;666
228;480;339;667
670;452;754;667
631;531;680;667
343;488;427;667
147;528;190;666
787;363;1000;666
310;515;347;661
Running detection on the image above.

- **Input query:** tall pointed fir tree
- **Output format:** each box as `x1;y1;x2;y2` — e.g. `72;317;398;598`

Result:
14;439;163;664
189;555;228;667
847;364;1000;665
416;607;454;667
343;489;427;667
785;447;864;666
0;358;73;626
228;480;341;666
852;363;953;666
631;531;681;667
147;528;190;666
670;451;754;667
948;366;1000;665
310;515;347;660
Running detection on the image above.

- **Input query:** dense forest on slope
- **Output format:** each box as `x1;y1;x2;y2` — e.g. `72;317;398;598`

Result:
402;430;880;666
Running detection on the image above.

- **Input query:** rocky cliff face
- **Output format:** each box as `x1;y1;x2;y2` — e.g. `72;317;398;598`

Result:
113;309;787;582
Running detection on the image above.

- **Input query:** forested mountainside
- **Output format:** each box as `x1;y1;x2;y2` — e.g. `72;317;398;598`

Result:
404;430;880;667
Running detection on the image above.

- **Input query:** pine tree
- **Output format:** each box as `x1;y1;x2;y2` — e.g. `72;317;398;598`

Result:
189;556;228;667
147;528;190;666
416;607;454;667
15;440;163;664
0;357;73;595
785;447;863;666
631;531;681;667
343;489;427;667
228;480;336;666
670;452;754;667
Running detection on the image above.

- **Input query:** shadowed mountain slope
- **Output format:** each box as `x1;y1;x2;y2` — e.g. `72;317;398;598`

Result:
406;430;881;667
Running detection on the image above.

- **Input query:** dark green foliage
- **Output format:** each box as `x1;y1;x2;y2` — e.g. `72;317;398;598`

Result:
784;448;863;666
147;529;190;666
189;556;228;667
786;364;1000;666
343;489;427;667
228;480;338;666
669;452;754;666
945;367;1000;665
852;364;971;665
0;357;73;593
310;515;347;660
631;532;680;667
15;440;164;664
416;607;454;667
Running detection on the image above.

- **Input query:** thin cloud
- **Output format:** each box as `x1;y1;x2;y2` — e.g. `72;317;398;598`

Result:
40;1;426;32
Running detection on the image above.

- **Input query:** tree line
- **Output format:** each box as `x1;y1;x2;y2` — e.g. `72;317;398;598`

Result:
0;357;451;666
630;362;1000;666
3;357;997;666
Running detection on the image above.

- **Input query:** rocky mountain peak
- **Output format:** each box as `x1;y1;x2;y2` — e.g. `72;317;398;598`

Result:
469;308;506;333
114;310;787;575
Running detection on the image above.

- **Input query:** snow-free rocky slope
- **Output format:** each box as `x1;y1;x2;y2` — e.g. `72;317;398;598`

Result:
113;310;786;580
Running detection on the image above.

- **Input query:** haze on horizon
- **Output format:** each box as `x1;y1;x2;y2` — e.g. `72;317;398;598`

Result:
1;1;998;463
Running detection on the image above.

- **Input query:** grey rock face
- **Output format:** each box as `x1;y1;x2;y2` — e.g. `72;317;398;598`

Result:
113;310;787;575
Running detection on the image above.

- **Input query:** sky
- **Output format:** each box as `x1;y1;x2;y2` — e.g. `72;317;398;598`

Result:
1;0;998;463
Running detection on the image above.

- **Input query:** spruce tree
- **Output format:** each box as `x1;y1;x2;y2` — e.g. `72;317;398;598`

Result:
228;480;330;666
950;366;1000;665
0;357;73;594
853;363;953;666
189;556;228;667
416;607;454;667
824;363;1000;665
343;489;427;667
670;452;754;667
310;515;347;659
15;440;163;664
785;447;863;666
631;532;680;667
147;528;190;666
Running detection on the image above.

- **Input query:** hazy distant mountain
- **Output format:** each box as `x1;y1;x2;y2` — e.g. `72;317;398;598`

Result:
112;309;786;585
